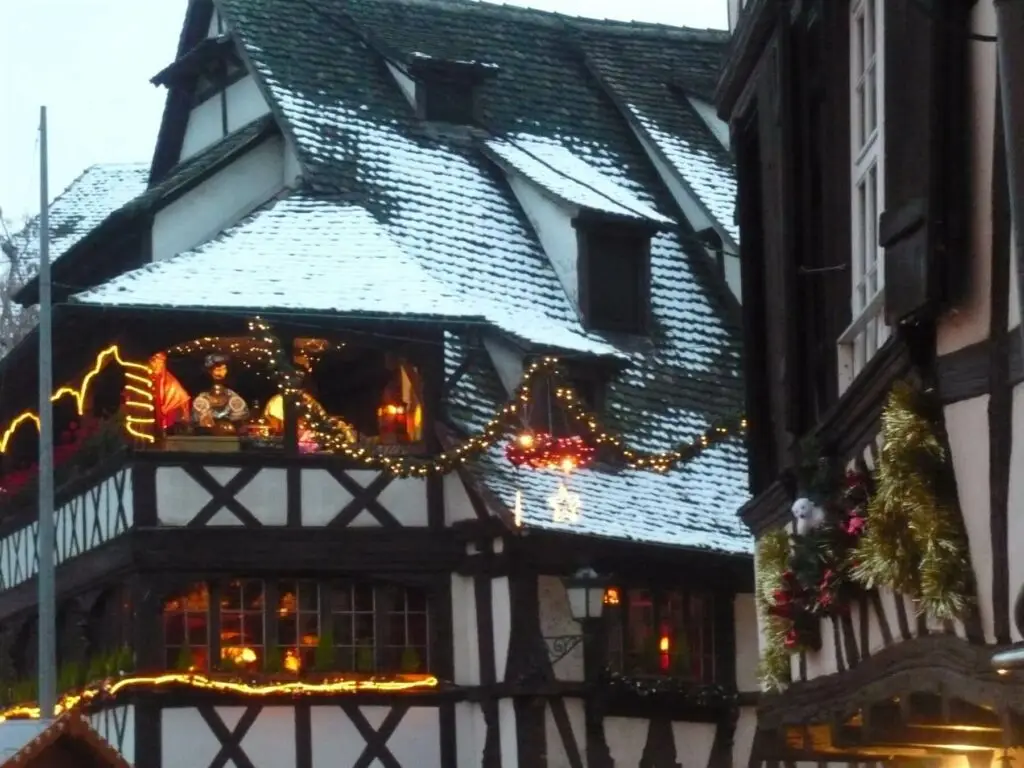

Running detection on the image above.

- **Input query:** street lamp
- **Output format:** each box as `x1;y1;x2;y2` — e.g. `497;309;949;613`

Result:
564;567;607;622
544;567;608;665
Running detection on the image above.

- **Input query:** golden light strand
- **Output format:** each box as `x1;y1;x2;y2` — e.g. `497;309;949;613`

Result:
0;672;439;721
0;345;154;451
248;317;747;477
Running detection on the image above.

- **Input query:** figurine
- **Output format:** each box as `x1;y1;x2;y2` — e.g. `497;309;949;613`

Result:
149;351;191;431
792;497;826;536
192;354;249;432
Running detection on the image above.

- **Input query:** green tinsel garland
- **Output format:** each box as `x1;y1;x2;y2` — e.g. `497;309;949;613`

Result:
850;380;973;620
755;529;792;692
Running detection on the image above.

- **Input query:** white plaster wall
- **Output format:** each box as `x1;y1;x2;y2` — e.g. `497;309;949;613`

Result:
88;704;134;765
207;9;221;37
455;702;487;767
498;699;519;767
937;0;998;355
1008;381;1024;642
544;699;587;768
309;705;441;768
537;575;584;682
945;394;995;642
451;573;482;685
627;124;742;303
504;174;581;307
162;706;296;767
671;722;716;768
152;135;286;263
733;706;757;768
225;75;272;133
300;468;354;525
180;94;223;162
491;574;512;681
482;335;525;396
386;62;418;110
603;717;649;767
733;593;760;692
375;476;429;526
443;473;477;524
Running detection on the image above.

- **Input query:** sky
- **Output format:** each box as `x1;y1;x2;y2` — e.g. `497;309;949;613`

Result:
0;0;729;225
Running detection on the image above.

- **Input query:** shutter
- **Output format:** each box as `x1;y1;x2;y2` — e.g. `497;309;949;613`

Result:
880;0;970;324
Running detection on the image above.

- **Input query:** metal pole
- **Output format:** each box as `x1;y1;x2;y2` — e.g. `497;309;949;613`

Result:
36;105;56;719
994;0;1024;366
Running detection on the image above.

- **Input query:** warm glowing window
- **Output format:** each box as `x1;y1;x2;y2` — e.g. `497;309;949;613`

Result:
605;587;717;681
220;580;265;671
330;583;377;673
277;580;320;673
163;585;210;671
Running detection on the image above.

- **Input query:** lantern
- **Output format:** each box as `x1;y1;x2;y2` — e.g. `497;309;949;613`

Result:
563;567;607;621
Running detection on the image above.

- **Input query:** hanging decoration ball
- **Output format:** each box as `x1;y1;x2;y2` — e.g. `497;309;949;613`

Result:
505;432;595;472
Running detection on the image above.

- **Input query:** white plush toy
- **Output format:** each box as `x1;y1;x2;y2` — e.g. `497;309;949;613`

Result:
791;497;826;536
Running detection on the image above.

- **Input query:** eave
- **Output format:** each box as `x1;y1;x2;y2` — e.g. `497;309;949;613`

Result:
714;0;781;121
150;35;234;87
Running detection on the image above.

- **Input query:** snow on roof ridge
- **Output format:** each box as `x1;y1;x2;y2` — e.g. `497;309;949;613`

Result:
484;136;674;225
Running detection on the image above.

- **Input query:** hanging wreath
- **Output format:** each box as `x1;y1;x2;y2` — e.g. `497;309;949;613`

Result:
505;432;595;472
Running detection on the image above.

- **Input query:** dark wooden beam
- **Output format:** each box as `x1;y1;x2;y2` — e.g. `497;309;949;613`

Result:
989;89;1014;645
757;635;1024;730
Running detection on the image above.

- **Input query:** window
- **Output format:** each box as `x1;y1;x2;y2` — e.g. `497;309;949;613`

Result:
418;79;476;124
163;584;210;671
277;580;320;673
220;579;265;671
605;587;717;682
330;583;377;673
578;224;652;335
840;0;888;383
162;579;431;675
383;588;430;673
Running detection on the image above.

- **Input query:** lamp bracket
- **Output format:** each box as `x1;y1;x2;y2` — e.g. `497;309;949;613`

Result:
543;634;583;666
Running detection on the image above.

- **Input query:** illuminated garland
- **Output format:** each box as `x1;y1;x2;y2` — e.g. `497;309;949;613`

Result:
0;345;155;452
248;318;747;477
505;433;595;472
0;672;440;722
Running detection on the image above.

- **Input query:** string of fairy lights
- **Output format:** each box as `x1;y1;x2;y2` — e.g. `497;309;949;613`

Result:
0;672;439;722
0;317;746;478
248;317;747;478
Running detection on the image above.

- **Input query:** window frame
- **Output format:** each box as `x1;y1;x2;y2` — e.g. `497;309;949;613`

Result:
839;0;889;389
576;221;653;336
160;578;433;676
603;585;719;683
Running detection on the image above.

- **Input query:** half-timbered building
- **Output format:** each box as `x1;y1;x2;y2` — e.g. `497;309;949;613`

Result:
0;0;760;766
718;0;1024;765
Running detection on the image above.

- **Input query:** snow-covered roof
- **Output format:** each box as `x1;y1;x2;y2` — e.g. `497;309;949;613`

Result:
73;197;486;321
484;138;674;225
67;0;751;553
10;163;149;267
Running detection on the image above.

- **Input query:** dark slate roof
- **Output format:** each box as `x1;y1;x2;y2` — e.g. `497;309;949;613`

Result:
161;0;751;551
16;116;277;306
10;163;149;269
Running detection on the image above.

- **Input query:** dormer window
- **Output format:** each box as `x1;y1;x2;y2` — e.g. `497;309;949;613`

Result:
151;36;246;106
576;220;652;335
388;56;498;127
417;73;477;125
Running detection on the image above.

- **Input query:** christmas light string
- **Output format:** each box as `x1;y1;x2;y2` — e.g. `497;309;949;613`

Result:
0;672;440;722
0;345;155;451
248;317;747;477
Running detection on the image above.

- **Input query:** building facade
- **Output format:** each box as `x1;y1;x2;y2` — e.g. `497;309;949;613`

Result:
718;0;1024;765
0;0;760;766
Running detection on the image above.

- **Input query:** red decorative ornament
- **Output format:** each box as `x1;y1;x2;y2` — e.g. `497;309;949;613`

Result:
505;432;595;472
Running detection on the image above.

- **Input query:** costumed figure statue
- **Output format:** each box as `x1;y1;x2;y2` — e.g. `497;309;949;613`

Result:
149;352;191;431
192;354;249;433
263;351;357;449
791;497;827;536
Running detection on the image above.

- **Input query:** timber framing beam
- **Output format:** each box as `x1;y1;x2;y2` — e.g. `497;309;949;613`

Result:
757;635;1024;730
